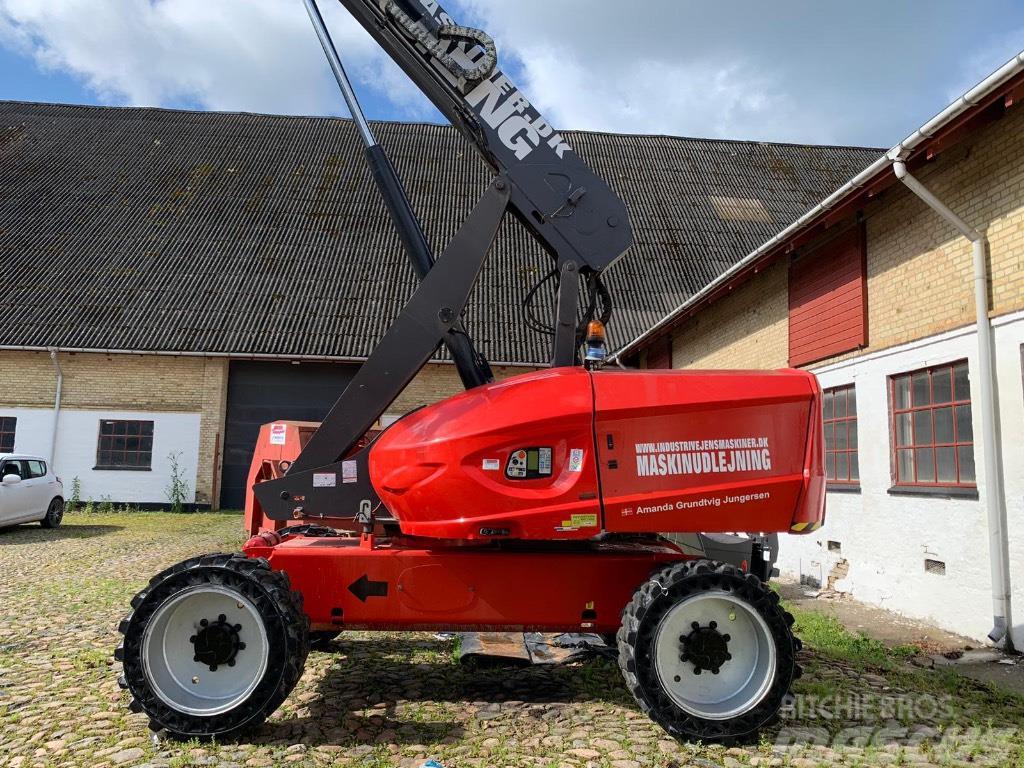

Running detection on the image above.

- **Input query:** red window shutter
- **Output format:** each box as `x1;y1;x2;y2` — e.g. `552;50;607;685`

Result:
789;223;867;367
646;337;672;369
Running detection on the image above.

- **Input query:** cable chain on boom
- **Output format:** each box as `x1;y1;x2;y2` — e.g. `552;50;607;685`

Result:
385;1;496;83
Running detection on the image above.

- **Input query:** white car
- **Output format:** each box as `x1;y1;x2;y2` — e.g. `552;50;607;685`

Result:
0;454;64;529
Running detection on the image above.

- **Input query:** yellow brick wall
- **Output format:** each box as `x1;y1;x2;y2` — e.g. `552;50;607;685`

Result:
668;259;789;369
664;103;1024;370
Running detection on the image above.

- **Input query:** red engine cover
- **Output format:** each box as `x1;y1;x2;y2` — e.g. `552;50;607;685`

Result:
369;366;825;540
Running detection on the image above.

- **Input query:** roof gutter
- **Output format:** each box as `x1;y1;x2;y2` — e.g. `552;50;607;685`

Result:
891;158;1013;651
613;49;1024;362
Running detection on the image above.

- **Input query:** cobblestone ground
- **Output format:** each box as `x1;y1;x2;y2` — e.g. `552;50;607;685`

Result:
1;513;1022;768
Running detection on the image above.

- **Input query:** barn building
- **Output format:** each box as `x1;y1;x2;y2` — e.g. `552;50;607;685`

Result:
619;55;1024;648
0;100;877;510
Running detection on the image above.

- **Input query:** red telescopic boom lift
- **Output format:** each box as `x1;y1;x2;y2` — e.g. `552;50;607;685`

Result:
116;0;826;743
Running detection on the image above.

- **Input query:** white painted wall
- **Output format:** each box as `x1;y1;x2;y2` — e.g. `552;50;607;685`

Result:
777;311;1024;649
0;407;201;505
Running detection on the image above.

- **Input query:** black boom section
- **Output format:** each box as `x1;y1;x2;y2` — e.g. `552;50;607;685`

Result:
335;0;634;274
288;177;511;473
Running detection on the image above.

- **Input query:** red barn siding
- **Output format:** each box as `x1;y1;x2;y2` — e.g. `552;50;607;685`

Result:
788;224;867;366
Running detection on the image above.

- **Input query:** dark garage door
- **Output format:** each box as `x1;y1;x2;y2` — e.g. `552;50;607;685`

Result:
220;360;357;509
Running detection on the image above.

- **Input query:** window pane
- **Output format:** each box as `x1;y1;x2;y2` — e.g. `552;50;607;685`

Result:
934;407;954;444
836;452;849;480
896;413;912;447
849;420;858;449
955;405;973;443
958;445;976;483
824;422;834;450
912;372;931;406
894;377;910;409
848;389;857;416
915;448;936;482
826;453;836;480
141;421;154;436
932;367;953;404
897;448;914;482
835;423;848;449
834;391;847;418
936;447;957;483
850;453;860;480
954;362;970;401
913;410;933;446
823;390;834;420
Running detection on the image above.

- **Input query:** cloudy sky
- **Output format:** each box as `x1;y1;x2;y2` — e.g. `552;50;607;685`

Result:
1;0;1022;148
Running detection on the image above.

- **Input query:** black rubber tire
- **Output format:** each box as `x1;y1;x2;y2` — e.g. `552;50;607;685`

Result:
40;497;64;528
309;630;341;650
115;553;309;740
617;559;800;743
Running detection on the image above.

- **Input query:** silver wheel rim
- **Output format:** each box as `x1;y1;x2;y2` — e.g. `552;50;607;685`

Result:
142;586;269;716
653;591;777;720
48;500;62;524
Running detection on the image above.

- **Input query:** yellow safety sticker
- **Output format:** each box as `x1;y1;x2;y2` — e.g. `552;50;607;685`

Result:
570;513;598;528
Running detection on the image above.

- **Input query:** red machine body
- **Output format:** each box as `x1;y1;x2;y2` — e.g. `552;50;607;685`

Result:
242;366;825;634
368;366;824;540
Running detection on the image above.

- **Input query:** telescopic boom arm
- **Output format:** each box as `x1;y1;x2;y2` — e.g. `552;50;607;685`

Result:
253;0;634;522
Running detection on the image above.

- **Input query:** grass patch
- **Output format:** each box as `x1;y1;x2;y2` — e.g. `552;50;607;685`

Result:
788;607;901;669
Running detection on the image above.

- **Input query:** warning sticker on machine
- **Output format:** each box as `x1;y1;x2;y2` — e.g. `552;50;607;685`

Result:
482;458;500;471
568;448;585;472
556;512;597;532
342;460;358;484
313;472;336;488
269;423;286;446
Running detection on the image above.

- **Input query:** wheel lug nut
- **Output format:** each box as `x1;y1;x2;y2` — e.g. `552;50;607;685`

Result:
218;614;227;623
238;642;246;650
712;667;720;675
209;665;217;672
673;675;681;682
193;655;201;662
723;634;731;642
228;659;235;667
709;621;717;629
693;667;702;675
691;621;700;630
725;653;732;660
199;619;208;627
234;624;242;632
189;635;197;643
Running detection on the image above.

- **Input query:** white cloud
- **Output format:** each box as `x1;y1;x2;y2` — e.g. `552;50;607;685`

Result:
1;0;1020;147
0;0;430;117
455;0;1021;146
457;0;788;141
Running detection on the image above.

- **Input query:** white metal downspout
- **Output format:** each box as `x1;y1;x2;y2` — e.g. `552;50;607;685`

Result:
892;158;1013;650
48;348;63;465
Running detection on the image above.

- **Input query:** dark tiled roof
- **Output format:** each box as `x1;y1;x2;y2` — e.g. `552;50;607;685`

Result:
0;101;882;365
